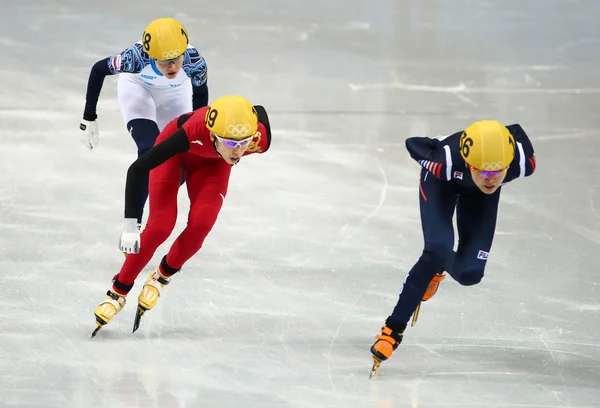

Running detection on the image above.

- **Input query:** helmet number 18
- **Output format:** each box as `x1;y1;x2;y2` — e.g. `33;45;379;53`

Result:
143;32;152;51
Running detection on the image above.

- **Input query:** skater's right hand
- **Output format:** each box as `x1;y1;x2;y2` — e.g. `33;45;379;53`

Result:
119;218;141;254
80;119;99;150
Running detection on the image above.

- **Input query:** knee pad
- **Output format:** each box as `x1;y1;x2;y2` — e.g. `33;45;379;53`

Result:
127;119;160;156
454;269;484;286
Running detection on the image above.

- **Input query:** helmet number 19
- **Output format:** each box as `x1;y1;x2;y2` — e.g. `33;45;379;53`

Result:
207;108;219;128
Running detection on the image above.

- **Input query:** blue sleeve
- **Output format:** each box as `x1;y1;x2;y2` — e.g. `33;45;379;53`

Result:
82;43;148;121
83;58;112;121
192;82;209;110
507;124;536;178
107;43;148;74
182;47;208;87
406;135;455;180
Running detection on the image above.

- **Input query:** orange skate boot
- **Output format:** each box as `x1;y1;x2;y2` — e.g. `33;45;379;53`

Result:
369;319;406;378
423;271;446;301
411;272;446;326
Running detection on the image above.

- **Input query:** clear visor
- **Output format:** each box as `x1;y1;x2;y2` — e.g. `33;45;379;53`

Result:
154;54;184;66
213;133;254;149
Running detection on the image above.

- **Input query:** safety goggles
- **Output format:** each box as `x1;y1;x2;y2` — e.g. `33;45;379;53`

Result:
468;164;507;178
213;133;254;149
154;54;184;66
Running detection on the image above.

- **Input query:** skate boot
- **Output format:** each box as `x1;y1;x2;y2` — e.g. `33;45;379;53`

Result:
423;271;446;301
369;319;406;378
133;269;171;333
411;271;446;326
91;290;127;338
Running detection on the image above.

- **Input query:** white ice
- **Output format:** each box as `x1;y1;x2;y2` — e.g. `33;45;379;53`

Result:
1;0;600;407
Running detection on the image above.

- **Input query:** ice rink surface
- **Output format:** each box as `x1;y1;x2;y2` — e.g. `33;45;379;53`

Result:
1;0;600;407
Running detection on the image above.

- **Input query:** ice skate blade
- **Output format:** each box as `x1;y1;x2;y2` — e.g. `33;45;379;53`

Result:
411;302;421;327
132;306;147;333
369;358;381;379
91;322;103;339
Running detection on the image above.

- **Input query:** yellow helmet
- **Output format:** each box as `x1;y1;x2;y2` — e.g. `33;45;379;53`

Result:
205;96;258;140
142;18;189;60
459;120;515;171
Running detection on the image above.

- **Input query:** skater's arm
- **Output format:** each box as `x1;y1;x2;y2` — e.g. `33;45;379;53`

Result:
83;43;147;121
184;47;208;110
192;82;209;110
405;136;453;180
507;124;537;178
82;58;113;121
124;129;191;219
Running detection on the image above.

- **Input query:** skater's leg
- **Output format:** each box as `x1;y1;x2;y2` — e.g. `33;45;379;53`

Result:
371;169;456;363
93;155;181;334
165;160;231;269
388;169;457;327
450;188;501;285
134;160;231;332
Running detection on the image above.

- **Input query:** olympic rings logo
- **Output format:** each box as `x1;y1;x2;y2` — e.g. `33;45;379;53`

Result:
162;49;182;59
226;124;252;137
480;161;505;171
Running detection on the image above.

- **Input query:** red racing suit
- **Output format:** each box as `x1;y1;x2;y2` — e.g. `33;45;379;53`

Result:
111;105;271;295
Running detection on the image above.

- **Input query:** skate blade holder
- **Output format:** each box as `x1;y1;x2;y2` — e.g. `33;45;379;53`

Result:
411;302;422;327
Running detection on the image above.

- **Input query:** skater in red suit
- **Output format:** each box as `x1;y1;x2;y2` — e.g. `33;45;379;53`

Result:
92;95;271;337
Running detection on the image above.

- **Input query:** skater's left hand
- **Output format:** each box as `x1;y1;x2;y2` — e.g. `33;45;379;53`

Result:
119;218;140;254
79;119;99;150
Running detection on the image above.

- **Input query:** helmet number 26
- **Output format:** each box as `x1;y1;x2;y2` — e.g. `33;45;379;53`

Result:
460;132;473;158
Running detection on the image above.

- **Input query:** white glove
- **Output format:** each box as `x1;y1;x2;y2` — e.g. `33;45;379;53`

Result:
79;119;99;150
119;218;141;254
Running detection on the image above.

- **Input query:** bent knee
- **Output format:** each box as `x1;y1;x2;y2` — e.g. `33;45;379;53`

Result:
127;119;160;154
144;213;177;241
454;269;484;286
187;213;219;236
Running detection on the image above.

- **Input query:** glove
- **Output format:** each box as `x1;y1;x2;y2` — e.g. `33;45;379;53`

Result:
119;218;141;254
79;119;99;150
